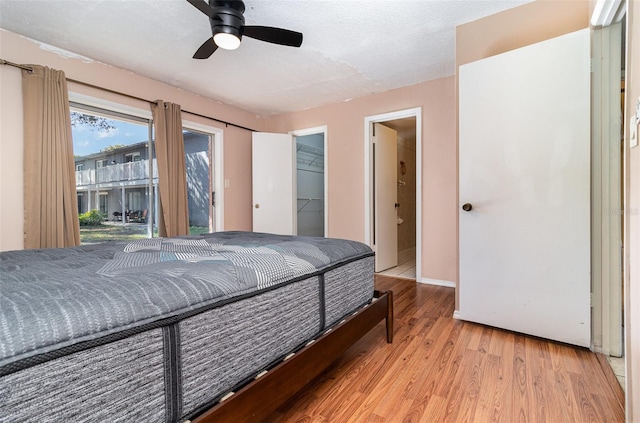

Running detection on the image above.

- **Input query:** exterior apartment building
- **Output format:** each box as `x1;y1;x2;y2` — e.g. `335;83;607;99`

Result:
74;132;210;228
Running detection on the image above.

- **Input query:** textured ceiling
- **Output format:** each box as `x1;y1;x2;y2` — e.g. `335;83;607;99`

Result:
0;0;532;116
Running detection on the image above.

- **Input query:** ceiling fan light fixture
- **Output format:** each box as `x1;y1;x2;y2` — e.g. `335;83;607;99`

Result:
214;31;241;50
187;0;303;59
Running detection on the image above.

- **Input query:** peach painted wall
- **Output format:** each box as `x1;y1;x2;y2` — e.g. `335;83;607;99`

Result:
0;54;24;253
624;0;639;419
265;77;457;284
456;1;589;68
0;29;263;251
454;1;589;309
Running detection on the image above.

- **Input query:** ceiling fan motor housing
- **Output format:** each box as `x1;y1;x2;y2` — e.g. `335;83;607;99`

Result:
210;0;245;40
188;0;302;58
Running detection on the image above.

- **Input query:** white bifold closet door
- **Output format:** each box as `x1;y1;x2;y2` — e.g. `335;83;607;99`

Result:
457;29;591;347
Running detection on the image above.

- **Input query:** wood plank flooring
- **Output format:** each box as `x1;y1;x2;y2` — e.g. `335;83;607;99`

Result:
264;275;625;422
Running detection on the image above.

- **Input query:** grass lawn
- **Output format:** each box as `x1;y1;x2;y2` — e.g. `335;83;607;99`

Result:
80;223;210;244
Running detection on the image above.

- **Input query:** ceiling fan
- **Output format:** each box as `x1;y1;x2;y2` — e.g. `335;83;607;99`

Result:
187;0;304;59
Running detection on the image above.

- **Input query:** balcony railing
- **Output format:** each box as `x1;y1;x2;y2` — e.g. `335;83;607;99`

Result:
76;159;158;186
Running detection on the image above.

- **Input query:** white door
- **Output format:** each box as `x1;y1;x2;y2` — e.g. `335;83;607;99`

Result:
252;132;295;235
457;29;591;347
373;123;398;272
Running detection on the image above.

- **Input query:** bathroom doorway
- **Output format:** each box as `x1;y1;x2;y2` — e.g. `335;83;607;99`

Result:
364;108;421;280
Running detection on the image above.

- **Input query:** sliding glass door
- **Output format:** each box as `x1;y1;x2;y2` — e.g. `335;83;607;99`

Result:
183;129;215;235
71;104;219;243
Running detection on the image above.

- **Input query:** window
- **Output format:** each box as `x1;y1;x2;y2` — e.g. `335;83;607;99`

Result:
71;101;225;241
98;193;108;215
125;152;141;163
77;193;84;214
71;104;154;243
127;191;143;212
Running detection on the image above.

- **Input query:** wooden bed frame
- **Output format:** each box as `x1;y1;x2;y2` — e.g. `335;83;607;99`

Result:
191;289;394;423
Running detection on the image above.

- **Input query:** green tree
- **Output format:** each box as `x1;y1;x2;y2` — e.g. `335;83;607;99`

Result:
103;144;126;152
70;111;115;132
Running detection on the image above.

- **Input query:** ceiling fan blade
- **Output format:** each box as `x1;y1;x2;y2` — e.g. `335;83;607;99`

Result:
186;0;215;19
193;37;218;59
243;26;303;47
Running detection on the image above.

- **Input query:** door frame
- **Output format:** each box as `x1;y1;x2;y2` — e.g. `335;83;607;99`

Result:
364;107;422;281
182;120;225;232
591;23;624;356
290;125;328;237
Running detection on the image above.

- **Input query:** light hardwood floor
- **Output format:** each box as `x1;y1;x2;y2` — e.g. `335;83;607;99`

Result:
264;275;625;422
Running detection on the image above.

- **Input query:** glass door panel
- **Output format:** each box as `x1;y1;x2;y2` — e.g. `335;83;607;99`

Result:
71;105;154;243
183;129;213;235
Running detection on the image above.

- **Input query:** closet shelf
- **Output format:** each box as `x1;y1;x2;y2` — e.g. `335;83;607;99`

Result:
297;144;323;156
297;167;324;174
297;144;324;169
297;197;324;212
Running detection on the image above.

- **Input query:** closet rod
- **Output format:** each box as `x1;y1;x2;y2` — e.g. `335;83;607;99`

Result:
297;168;324;175
1;58;257;132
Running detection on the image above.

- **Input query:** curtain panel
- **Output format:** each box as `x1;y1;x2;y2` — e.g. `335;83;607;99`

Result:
22;65;80;249
152;101;189;237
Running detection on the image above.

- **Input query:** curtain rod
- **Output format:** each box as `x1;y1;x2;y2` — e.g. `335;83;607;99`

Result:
1;58;257;132
0;59;33;73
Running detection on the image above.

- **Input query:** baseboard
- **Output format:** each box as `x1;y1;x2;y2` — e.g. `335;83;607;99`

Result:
452;310;464;320
418;277;455;288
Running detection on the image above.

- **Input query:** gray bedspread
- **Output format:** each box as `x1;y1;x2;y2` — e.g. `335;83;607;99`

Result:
0;231;373;374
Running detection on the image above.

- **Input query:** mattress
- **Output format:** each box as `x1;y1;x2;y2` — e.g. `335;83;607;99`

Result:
0;231;374;422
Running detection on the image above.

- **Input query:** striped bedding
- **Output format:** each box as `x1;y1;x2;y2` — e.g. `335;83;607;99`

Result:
0;231;374;422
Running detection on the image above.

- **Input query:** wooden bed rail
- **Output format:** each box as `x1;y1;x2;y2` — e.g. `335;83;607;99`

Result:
191;290;393;423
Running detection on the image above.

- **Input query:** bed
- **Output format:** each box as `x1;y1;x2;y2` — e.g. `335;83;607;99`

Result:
0;231;393;422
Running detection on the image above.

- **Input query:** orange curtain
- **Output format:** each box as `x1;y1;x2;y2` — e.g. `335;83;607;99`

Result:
152;100;189;237
22;65;80;249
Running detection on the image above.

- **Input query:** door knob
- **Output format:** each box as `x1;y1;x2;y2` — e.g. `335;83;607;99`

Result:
462;203;472;212
255;204;260;209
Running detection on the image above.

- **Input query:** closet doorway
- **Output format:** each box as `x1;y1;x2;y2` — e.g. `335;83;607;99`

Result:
292;126;327;237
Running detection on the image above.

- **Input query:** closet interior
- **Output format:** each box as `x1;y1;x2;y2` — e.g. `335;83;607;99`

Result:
296;133;325;237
